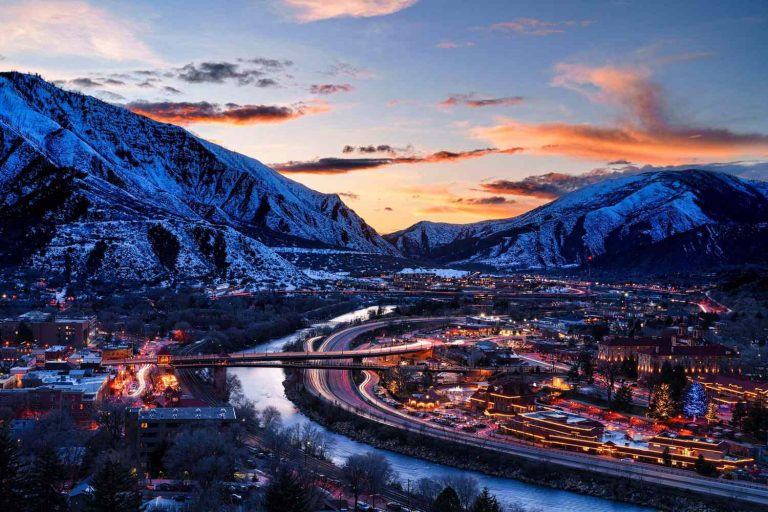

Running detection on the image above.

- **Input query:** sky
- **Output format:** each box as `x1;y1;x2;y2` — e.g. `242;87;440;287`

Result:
1;0;767;233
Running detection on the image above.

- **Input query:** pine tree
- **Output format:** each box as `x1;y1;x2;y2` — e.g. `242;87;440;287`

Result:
264;468;310;512
0;427;23;508
732;401;747;427
612;384;633;412
87;458;140;512
27;447;69;512
662;446;672;467
683;382;708;419
649;383;675;420
432;486;463;512
471;487;503;512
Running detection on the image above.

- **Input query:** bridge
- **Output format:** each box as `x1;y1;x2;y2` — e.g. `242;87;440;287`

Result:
102;340;434;396
102;340;433;368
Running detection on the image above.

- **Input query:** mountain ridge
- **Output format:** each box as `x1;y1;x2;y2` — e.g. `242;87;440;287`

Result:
0;72;395;285
385;170;768;272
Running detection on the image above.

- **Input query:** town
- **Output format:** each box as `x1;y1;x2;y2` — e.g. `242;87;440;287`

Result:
1;268;767;511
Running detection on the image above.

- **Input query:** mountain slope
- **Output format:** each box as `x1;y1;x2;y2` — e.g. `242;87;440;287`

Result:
0;72;396;284
386;170;768;272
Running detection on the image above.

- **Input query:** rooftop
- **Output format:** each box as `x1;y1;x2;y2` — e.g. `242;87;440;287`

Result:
135;406;237;422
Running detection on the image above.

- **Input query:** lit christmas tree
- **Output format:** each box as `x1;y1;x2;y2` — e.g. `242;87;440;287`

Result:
683;382;708;419
706;401;719;423
650;383;675;420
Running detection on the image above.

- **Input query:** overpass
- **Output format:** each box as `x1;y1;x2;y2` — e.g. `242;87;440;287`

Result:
101;340;433;368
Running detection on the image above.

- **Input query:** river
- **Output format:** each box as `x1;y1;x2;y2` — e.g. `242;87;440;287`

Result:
233;306;654;512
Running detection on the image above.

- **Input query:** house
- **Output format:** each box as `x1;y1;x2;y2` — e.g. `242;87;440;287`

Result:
502;410;605;453
468;382;536;417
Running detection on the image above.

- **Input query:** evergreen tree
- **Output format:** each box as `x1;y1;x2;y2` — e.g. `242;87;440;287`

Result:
683;382;708;419
432;486;463;512
0;427;23;508
662;446;672;467
87;458;140;512
27;447;69;512
612;384;633;412
649;383;675;420
471;487;503;512
694;454;718;477
732;401;747;428
264;468;310;512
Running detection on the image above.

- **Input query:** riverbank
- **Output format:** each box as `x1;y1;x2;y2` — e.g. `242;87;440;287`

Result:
284;372;759;512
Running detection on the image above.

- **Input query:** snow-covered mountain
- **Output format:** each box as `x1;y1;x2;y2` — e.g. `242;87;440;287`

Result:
386;170;768;272
0;72;395;285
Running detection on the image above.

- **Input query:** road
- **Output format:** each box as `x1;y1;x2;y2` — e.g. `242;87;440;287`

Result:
304;318;768;507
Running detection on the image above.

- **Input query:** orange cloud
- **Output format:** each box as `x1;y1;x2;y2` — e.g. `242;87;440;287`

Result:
472;64;768;164
283;0;418;22
126;100;329;125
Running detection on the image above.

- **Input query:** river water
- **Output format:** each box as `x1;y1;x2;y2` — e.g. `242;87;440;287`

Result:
233;307;653;512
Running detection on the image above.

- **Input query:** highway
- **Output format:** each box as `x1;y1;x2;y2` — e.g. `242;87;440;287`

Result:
303;318;768;507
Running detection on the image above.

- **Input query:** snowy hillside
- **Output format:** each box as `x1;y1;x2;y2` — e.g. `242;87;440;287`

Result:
0;72;395;285
387;170;768;272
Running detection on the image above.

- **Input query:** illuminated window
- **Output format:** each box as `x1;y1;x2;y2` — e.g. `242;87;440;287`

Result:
140;422;148;429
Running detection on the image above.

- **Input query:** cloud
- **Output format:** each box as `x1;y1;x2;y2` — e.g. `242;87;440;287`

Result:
384;207;394;211
478;160;768;200
0;0;157;62
479;169;621;199
177;61;279;86
337;192;360;200
407;185;522;217
282;0;418;22
310;83;354;94
126;100;329;125
454;196;515;205
162;86;182;94
324;62;374;79
342;144;411;155
472;63;768;164
273;146;523;174
70;77;102;88
440;93;524;108
436;41;475;49
240;57;293;70
489;18;594;36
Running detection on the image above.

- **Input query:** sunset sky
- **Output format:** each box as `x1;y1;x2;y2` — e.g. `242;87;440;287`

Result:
2;0;767;233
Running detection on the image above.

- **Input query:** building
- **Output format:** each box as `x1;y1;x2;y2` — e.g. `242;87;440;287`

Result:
0;369;109;422
599;335;739;378
597;336;670;363
1;312;91;348
607;432;754;470
502;410;605;452
126;406;237;464
695;375;768;406
100;344;133;361
468;382;536;417
638;343;738;377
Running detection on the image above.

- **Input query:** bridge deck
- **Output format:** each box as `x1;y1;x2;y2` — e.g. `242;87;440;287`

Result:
102;341;432;367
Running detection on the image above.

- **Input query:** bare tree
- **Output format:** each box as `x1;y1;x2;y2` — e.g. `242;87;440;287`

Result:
438;474;479;511
261;405;283;432
342;454;368;509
